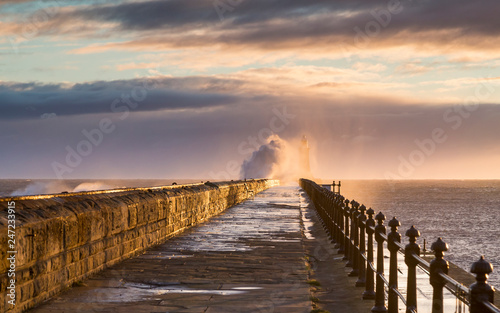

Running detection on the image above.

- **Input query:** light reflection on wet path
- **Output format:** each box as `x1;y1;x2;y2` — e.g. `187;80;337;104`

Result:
162;187;304;253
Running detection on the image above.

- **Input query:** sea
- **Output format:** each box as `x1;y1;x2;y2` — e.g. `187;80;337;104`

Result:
326;179;500;287
1;179;499;286
0;179;202;198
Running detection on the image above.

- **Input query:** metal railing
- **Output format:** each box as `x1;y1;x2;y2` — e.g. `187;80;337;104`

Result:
300;179;499;313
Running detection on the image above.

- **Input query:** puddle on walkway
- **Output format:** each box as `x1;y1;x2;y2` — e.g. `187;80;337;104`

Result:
231;287;263;290
299;191;315;240
167;186;304;252
78;282;260;303
138;252;194;259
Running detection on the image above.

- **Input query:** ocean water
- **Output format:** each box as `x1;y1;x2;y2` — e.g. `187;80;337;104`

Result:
330;179;500;287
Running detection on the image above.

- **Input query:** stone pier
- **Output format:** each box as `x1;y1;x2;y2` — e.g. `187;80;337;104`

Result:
26;186;373;313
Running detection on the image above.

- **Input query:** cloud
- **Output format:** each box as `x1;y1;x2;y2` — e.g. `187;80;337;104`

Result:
0;0;34;6
4;96;500;180
1;71;499;180
69;0;499;40
0;78;244;119
3;63;476;123
2;0;500;180
4;0;500;61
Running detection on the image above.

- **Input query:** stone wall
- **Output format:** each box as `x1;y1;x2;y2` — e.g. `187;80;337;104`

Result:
0;179;279;312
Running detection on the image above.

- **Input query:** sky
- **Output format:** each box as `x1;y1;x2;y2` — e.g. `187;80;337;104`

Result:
0;0;499;180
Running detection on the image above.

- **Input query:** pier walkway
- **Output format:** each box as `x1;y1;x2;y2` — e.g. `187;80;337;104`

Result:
29;186;372;313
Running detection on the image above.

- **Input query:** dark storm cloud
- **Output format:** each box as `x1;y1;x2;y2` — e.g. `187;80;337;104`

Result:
9;0;483;54
6;0;499;52
74;0;375;30
69;0;500;38
0;78;245;119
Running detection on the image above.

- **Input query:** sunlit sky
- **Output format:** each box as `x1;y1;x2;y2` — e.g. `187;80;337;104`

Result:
1;0;499;179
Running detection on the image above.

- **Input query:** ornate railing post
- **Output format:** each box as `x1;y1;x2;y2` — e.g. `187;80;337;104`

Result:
337;197;345;253
429;237;449;313
327;194;334;242
343;199;350;262
349;201;359;275
469;256;495;313
356;205;367;287
334;196;342;249
404;225;420;313
363;208;376;299
387;217;401;313
372;212;387;313
330;195;337;243
319;191;327;230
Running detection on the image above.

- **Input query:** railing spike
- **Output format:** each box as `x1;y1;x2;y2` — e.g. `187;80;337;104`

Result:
470;256;495;313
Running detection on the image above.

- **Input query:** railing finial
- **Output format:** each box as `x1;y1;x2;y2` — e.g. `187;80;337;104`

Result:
431;237;449;258
470;255;493;279
366;207;374;217
469;255;495;313
429;237;449;313
405;225;420;243
375;212;385;224
388;216;400;230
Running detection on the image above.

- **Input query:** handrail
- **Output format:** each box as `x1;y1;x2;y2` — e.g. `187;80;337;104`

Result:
484;301;500;313
299;178;499;313
386;241;470;304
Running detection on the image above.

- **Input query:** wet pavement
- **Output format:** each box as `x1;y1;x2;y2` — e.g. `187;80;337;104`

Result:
29;186;310;313
29;186;377;313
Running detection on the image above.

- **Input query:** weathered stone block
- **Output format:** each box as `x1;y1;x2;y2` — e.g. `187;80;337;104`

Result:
90;241;103;256
19;282;33;303
63;216;79;250
89;210;104;242
127;204;137;229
